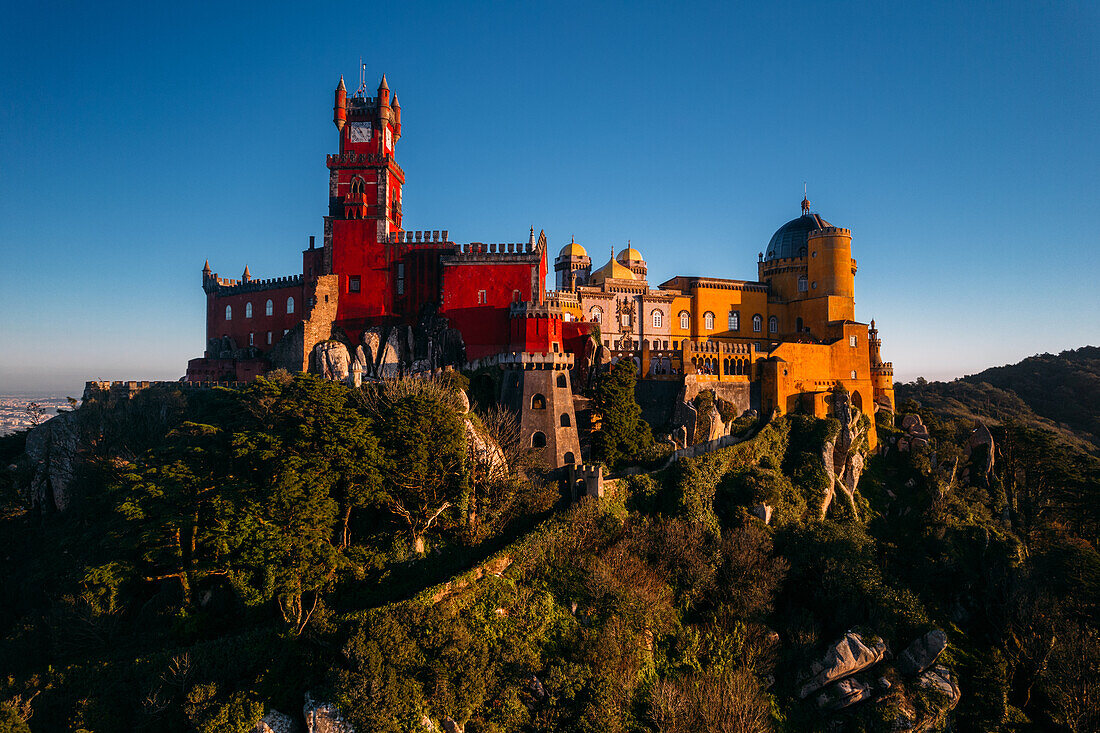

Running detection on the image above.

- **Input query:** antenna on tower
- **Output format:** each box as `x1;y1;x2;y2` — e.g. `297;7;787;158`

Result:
355;57;368;97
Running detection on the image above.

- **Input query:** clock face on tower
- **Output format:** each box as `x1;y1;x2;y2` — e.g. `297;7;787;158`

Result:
348;122;372;143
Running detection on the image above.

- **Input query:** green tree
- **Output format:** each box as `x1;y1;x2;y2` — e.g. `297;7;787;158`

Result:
369;387;468;554
591;360;652;468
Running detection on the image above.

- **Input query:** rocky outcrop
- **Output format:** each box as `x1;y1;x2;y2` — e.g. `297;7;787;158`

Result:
964;423;995;486
816;677;872;711
750;504;773;525
257;710;301;733
918;664;961;707
798;631;888;699
303;694;353;733
24;411;81;512
694;399;726;443
819;389;868;519
898;630;948;676
313;341;351;382
898;413;930;452
671;401;698;447
464;418;507;481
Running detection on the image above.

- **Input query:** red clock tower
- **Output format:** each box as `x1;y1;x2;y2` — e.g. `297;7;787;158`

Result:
324;74;410;326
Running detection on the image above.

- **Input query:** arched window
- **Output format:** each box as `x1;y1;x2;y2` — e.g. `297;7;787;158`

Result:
752;314;763;332
728;310;740;330
560;413;571;427
350;176;365;194
796;317;804;333
768;316;778;333
704;311;715;330
652;310;662;328
679;311;690;330
556;373;567;388
532;431;547;448
245;302;253;318
590;306;602;324
287;297;295;314
531;393;546;410
798;275;808;292
265;299;273;316
225;305;232;321
563;451;575;464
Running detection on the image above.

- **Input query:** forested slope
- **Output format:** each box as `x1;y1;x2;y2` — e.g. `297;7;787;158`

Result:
0;367;1097;732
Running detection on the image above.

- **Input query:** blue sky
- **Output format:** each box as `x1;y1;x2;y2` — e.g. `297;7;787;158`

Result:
1;1;1097;393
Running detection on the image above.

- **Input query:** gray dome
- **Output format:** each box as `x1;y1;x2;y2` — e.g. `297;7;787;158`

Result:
764;213;832;261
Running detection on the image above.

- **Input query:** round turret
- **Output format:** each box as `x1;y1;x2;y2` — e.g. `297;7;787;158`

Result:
333;76;347;131
554;236;591;290
616;244;647;279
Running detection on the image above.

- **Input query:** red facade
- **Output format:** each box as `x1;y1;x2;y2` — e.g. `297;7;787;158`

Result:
189;73;552;381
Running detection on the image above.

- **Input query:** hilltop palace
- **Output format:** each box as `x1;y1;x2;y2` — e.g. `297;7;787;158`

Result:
185;72;895;464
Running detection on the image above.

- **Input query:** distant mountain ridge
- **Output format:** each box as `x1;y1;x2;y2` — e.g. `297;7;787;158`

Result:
897;345;1100;452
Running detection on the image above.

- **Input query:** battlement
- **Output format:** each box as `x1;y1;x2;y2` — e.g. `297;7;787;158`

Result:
807;227;852;238
509;302;566;320
83;379;247;402
496;351;574;370
682;340;755;355
387;229;451;244
326;152;404;178
871;362;894;375
208;273;303;295
455;241;534;254
544;290;580;306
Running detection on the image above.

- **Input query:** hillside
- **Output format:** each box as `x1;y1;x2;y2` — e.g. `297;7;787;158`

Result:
896;346;1100;453
0;371;1097;732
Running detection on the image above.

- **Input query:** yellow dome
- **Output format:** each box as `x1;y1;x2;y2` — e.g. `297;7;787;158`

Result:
559;241;588;258
589;257;637;284
617;247;643;263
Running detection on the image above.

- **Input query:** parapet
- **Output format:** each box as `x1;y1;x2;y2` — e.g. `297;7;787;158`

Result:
509;301;566;320
207;273;304;296
387;229;451;244
681;340;755;356
807;227;852;239
495;351;574;370
83;379;248;402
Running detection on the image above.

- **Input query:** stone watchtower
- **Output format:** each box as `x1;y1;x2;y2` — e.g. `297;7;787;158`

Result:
499;302;582;469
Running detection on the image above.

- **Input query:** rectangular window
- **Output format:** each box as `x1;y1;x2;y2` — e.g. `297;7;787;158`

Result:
851;370;858;379
849;335;858;347
248;332;254;346
349;276;361;293
728;310;740;330
478;289;487;304
266;331;272;345
622;314;631;328
396;264;405;295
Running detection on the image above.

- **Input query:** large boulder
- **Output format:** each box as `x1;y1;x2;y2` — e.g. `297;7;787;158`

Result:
816;677;872;711
918;664;961;709
464;418;507;481
671;401;698;447
965;423;995;485
898;629;948;676
24;411;81;512
313;341;351;382
798;631;888;699
303;694;353;733
257;710;300;733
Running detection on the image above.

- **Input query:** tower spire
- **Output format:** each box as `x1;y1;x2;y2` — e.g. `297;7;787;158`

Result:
801;183;811;214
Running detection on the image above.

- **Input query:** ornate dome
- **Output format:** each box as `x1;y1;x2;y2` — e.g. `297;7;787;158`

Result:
617;246;643;263
589;257;637;284
765;205;833;262
559;237;588;259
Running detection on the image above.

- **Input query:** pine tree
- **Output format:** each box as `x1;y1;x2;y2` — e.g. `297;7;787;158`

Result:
591;359;652;468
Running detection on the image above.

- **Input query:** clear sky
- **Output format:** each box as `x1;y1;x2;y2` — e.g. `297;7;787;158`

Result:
1;1;1098;394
